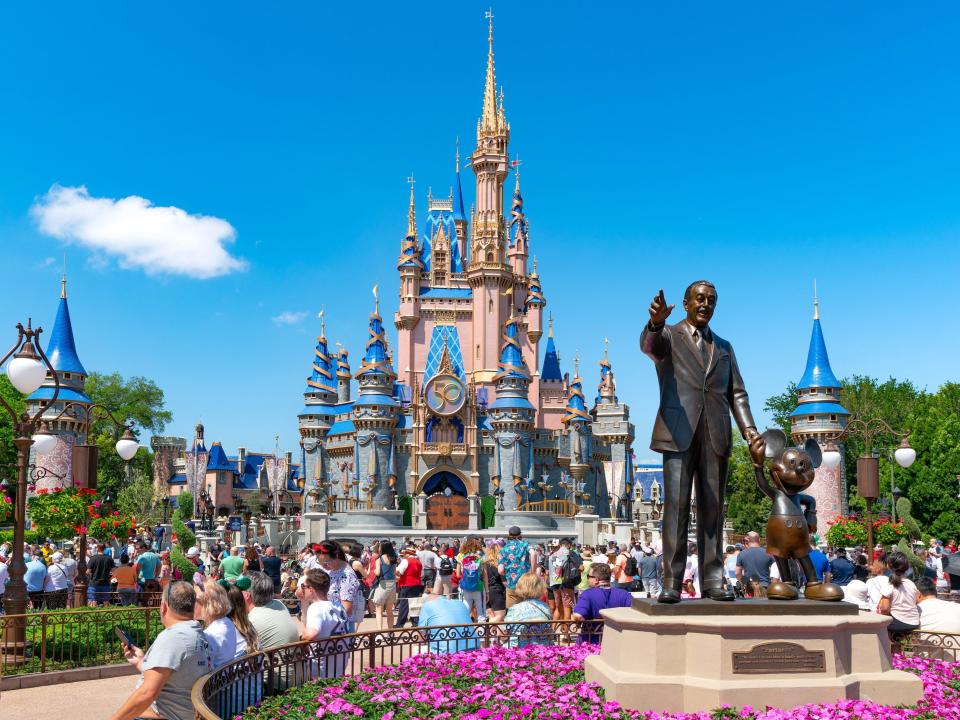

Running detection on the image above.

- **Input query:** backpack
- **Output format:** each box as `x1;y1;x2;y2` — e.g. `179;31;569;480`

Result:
562;552;582;588
623;553;638;577
459;556;482;592
439;556;454;576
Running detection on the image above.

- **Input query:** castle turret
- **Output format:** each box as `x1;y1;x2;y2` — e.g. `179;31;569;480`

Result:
396;178;423;386
336;348;351;403
298;310;337;491
590;343;634;519
562;357;595;511
507;167;529;277
453;142;468;263
790;295;849;527
353;290;399;509
27;273;91;490
489;313;534;511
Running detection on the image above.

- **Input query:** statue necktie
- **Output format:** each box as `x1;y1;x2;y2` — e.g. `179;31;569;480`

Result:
693;329;708;366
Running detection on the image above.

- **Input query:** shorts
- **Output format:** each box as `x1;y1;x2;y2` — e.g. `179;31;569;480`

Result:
487;588;506;612
553;586;575;611
372;581;397;606
88;584;113;603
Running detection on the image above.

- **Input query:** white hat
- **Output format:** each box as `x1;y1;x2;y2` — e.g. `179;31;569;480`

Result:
186;547;200;558
52;551;63;562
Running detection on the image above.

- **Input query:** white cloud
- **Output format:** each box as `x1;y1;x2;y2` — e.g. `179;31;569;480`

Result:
31;185;247;279
272;311;308;326
37;257;56;268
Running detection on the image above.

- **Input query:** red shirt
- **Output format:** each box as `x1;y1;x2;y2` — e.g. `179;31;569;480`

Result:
398;557;423;587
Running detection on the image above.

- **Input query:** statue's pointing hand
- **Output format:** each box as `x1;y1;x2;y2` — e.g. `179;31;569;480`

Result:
649;289;675;326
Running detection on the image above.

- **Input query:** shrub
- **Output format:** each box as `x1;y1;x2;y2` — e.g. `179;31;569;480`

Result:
826;515;867;548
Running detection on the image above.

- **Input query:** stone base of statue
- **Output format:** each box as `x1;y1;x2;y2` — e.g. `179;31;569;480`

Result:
585;599;923;714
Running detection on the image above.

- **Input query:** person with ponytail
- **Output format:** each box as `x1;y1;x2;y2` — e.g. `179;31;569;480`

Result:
877;552;920;633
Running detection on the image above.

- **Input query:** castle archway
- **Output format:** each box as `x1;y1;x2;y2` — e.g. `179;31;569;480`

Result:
417;466;472;496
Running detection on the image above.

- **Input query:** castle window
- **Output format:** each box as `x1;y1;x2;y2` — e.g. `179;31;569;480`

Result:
63;372;71;379
808;416;815;422
476;344;480;359
830;415;837;422
488;299;493;313
809;388;816;395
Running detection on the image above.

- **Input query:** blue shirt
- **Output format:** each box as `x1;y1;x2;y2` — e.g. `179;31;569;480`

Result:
806;549;830;583
136;551;161;581
24;559;47;592
573;586;633;643
417;597;478;654
830;556;855;586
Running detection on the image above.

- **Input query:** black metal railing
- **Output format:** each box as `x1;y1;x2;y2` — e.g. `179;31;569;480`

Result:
0;604;161;676
192;619;591;720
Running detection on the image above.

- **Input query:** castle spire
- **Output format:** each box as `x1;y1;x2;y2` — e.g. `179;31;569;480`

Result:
61;256;67;299
397;177;423;269
563;355;591;424
813;278;819;320
481;8;498;135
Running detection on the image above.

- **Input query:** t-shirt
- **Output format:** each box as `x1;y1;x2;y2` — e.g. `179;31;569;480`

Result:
261;555;282;588
640;554;658;581
548;548;570;588
573;586;633;643
806;550;831;583
249;599;300;649
918;598;960;633
724;554;738;581
219;555;245;580
880;579;920;625
114;564;137;589
0;561;9;593
613;553;631;584
89;554;115;585
24;560;47;592
45;562;70;591
418;597;478;653
682;556;700;598
830;556;855;586
417;549;441;571
136;551;161;582
305;599;347;639
141;620;213;720
737;547;773;587
61;557;77;583
323;565;362;623
500;539;531;590
204;617;245;668
866;574;890;612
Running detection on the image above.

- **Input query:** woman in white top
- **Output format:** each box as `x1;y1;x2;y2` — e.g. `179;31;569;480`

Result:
297;569;348;678
877;552;920;634
865;559;891;612
197;579;245;668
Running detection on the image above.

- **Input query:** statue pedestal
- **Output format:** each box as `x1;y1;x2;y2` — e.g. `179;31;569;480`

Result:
585;599;923;714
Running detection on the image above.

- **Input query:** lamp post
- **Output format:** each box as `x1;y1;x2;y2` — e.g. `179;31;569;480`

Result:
0;321;59;644
820;419;916;555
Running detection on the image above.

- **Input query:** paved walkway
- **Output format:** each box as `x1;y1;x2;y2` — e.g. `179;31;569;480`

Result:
2;674;138;720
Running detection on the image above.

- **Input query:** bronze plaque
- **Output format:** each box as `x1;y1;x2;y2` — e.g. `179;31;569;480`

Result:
426;495;470;530
732;642;825;674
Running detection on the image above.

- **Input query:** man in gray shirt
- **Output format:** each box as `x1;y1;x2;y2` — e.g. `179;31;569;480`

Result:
110;581;212;720
245;571;299;649
417;542;441;592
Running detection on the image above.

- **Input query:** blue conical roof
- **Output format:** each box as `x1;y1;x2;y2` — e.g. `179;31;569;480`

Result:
493;318;529;380
562;373;591;424
357;309;395;378
797;318;840;390
541;335;561;381
453;168;466;221
305;331;336;396
46;294;86;375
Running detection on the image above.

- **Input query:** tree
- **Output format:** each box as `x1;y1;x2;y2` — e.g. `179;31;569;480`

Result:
176;491;194;520
725;435;771;534
172;509;196;552
116;472;162;525
763;383;797;436
0;375;26;470
85;372;172;499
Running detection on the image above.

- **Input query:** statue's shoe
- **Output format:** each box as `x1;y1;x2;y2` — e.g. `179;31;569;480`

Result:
803;582;845;601
657;588;681;604
767;581;799;600
704;586;735;601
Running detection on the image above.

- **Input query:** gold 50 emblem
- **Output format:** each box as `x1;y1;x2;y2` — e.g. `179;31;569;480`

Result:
425;373;466;416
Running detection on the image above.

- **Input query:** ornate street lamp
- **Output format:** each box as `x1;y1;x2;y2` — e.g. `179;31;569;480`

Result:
0;321;58;642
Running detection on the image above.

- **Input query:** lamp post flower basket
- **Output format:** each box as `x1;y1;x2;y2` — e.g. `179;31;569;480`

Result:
86;509;137;542
873;518;907;547
26;487;93;540
0;494;13;523
826;515;868;548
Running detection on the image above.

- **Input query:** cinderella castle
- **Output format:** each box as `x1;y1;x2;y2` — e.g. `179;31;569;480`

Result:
296;16;636;535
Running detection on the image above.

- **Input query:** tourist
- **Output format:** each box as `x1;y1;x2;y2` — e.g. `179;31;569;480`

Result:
723;545;738;591
805;539;831;583
638;546;660;598
0;551;8;611
456;537;486;620
500;526;536;608
109;581;213;720
417;584;479;654
577;548;594;595
60;547;78;592
24;551;47;609
395;545;424;627
549;538;581;621
224;578;260;654
261;545;282;594
483;543;507;624
197;580;244;667
243;546;262;574
297;569;348;677
219;547;245;582
830;548;855;586
134;541;161;591
916;576;960;633
313;539;363;632
682;542;700;598
573;563;632;643
435;545;455;598
371;540;398;629
417;542;441;592
246;571;299;649
88;543;115;606
114;553;138;605
185;547;206;587
736;531;773;593
842;576;870;610
854;552;870;582
43;550;71;609
865;559;890;612
158;552;173;588
877;552;920;634
504;572;553;648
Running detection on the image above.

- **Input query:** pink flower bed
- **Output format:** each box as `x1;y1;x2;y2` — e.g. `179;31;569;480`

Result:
242;644;960;720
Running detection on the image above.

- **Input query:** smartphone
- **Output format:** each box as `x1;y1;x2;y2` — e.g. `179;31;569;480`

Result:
114;626;136;649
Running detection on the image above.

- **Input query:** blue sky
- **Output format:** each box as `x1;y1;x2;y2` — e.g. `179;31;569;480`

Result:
1;3;958;461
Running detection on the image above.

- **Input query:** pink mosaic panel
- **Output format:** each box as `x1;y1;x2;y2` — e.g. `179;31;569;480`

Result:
810;463;843;536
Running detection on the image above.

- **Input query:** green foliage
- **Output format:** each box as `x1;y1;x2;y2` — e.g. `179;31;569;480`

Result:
170;547;198;580
85;371;172;499
897;537;925;575
480;495;496;529
27;487;92;540
177;490;194;520
0;528;41;545
896;496;923;540
116;473;162;525
0;375;26;469
172;509;196;552
762;382;797;435
873;518;907;546
398;495;412;526
725;435;771;534
244;493;265;516
826;516;868;548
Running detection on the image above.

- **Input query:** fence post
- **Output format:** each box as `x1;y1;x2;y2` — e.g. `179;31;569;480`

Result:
39;613;48;673
368;633;376;669
145;607;151;646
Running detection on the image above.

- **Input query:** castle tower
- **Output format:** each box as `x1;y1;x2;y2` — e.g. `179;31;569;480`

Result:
591;343;634;519
336;348;351;404
507;167;529;277
489;313;534;511
353;291;399;509
467;13;513;380
27;274;91;490
453;143;468;262
562;357;595;510
298;311;337;493
790;295;849;530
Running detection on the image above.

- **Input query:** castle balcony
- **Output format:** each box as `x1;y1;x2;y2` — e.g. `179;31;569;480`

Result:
420;442;468;466
518;499;579;517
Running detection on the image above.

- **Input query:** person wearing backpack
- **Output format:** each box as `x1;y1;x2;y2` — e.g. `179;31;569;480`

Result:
435;549;455;598
456;538;486;620
548;538;582;621
613;544;636;591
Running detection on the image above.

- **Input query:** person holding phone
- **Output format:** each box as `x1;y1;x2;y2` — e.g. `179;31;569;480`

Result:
109;581;212;720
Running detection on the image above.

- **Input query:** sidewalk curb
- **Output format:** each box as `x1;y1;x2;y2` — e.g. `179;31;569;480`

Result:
2;663;136;691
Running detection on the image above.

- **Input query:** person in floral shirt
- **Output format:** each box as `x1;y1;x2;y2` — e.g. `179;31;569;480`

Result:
499;526;536;608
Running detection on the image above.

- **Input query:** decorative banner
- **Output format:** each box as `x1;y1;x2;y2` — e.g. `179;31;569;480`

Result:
603;461;626;500
262;455;289;496
184;449;209;499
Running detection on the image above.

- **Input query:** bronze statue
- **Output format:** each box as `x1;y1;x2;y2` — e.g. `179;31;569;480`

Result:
750;429;843;601
640;281;764;602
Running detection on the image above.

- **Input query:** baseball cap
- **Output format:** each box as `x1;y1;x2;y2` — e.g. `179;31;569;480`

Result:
52;551;63;562
551;538;560;547
186;547;200;558
508;526;522;537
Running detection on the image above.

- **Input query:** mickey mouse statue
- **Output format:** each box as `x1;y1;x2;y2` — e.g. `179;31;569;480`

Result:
750;428;844;601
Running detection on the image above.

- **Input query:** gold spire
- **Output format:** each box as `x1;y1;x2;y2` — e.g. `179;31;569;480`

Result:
318;307;326;339
61;254;67;299
573;354;580;379
406;174;416;238
372;284;379;315
813;278;819;320
603;336;609;360
455;137;460;173
480;8;499;134
548;312;553;338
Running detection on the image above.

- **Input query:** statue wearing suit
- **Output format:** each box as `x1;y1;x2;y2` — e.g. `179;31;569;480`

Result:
640;282;764;602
